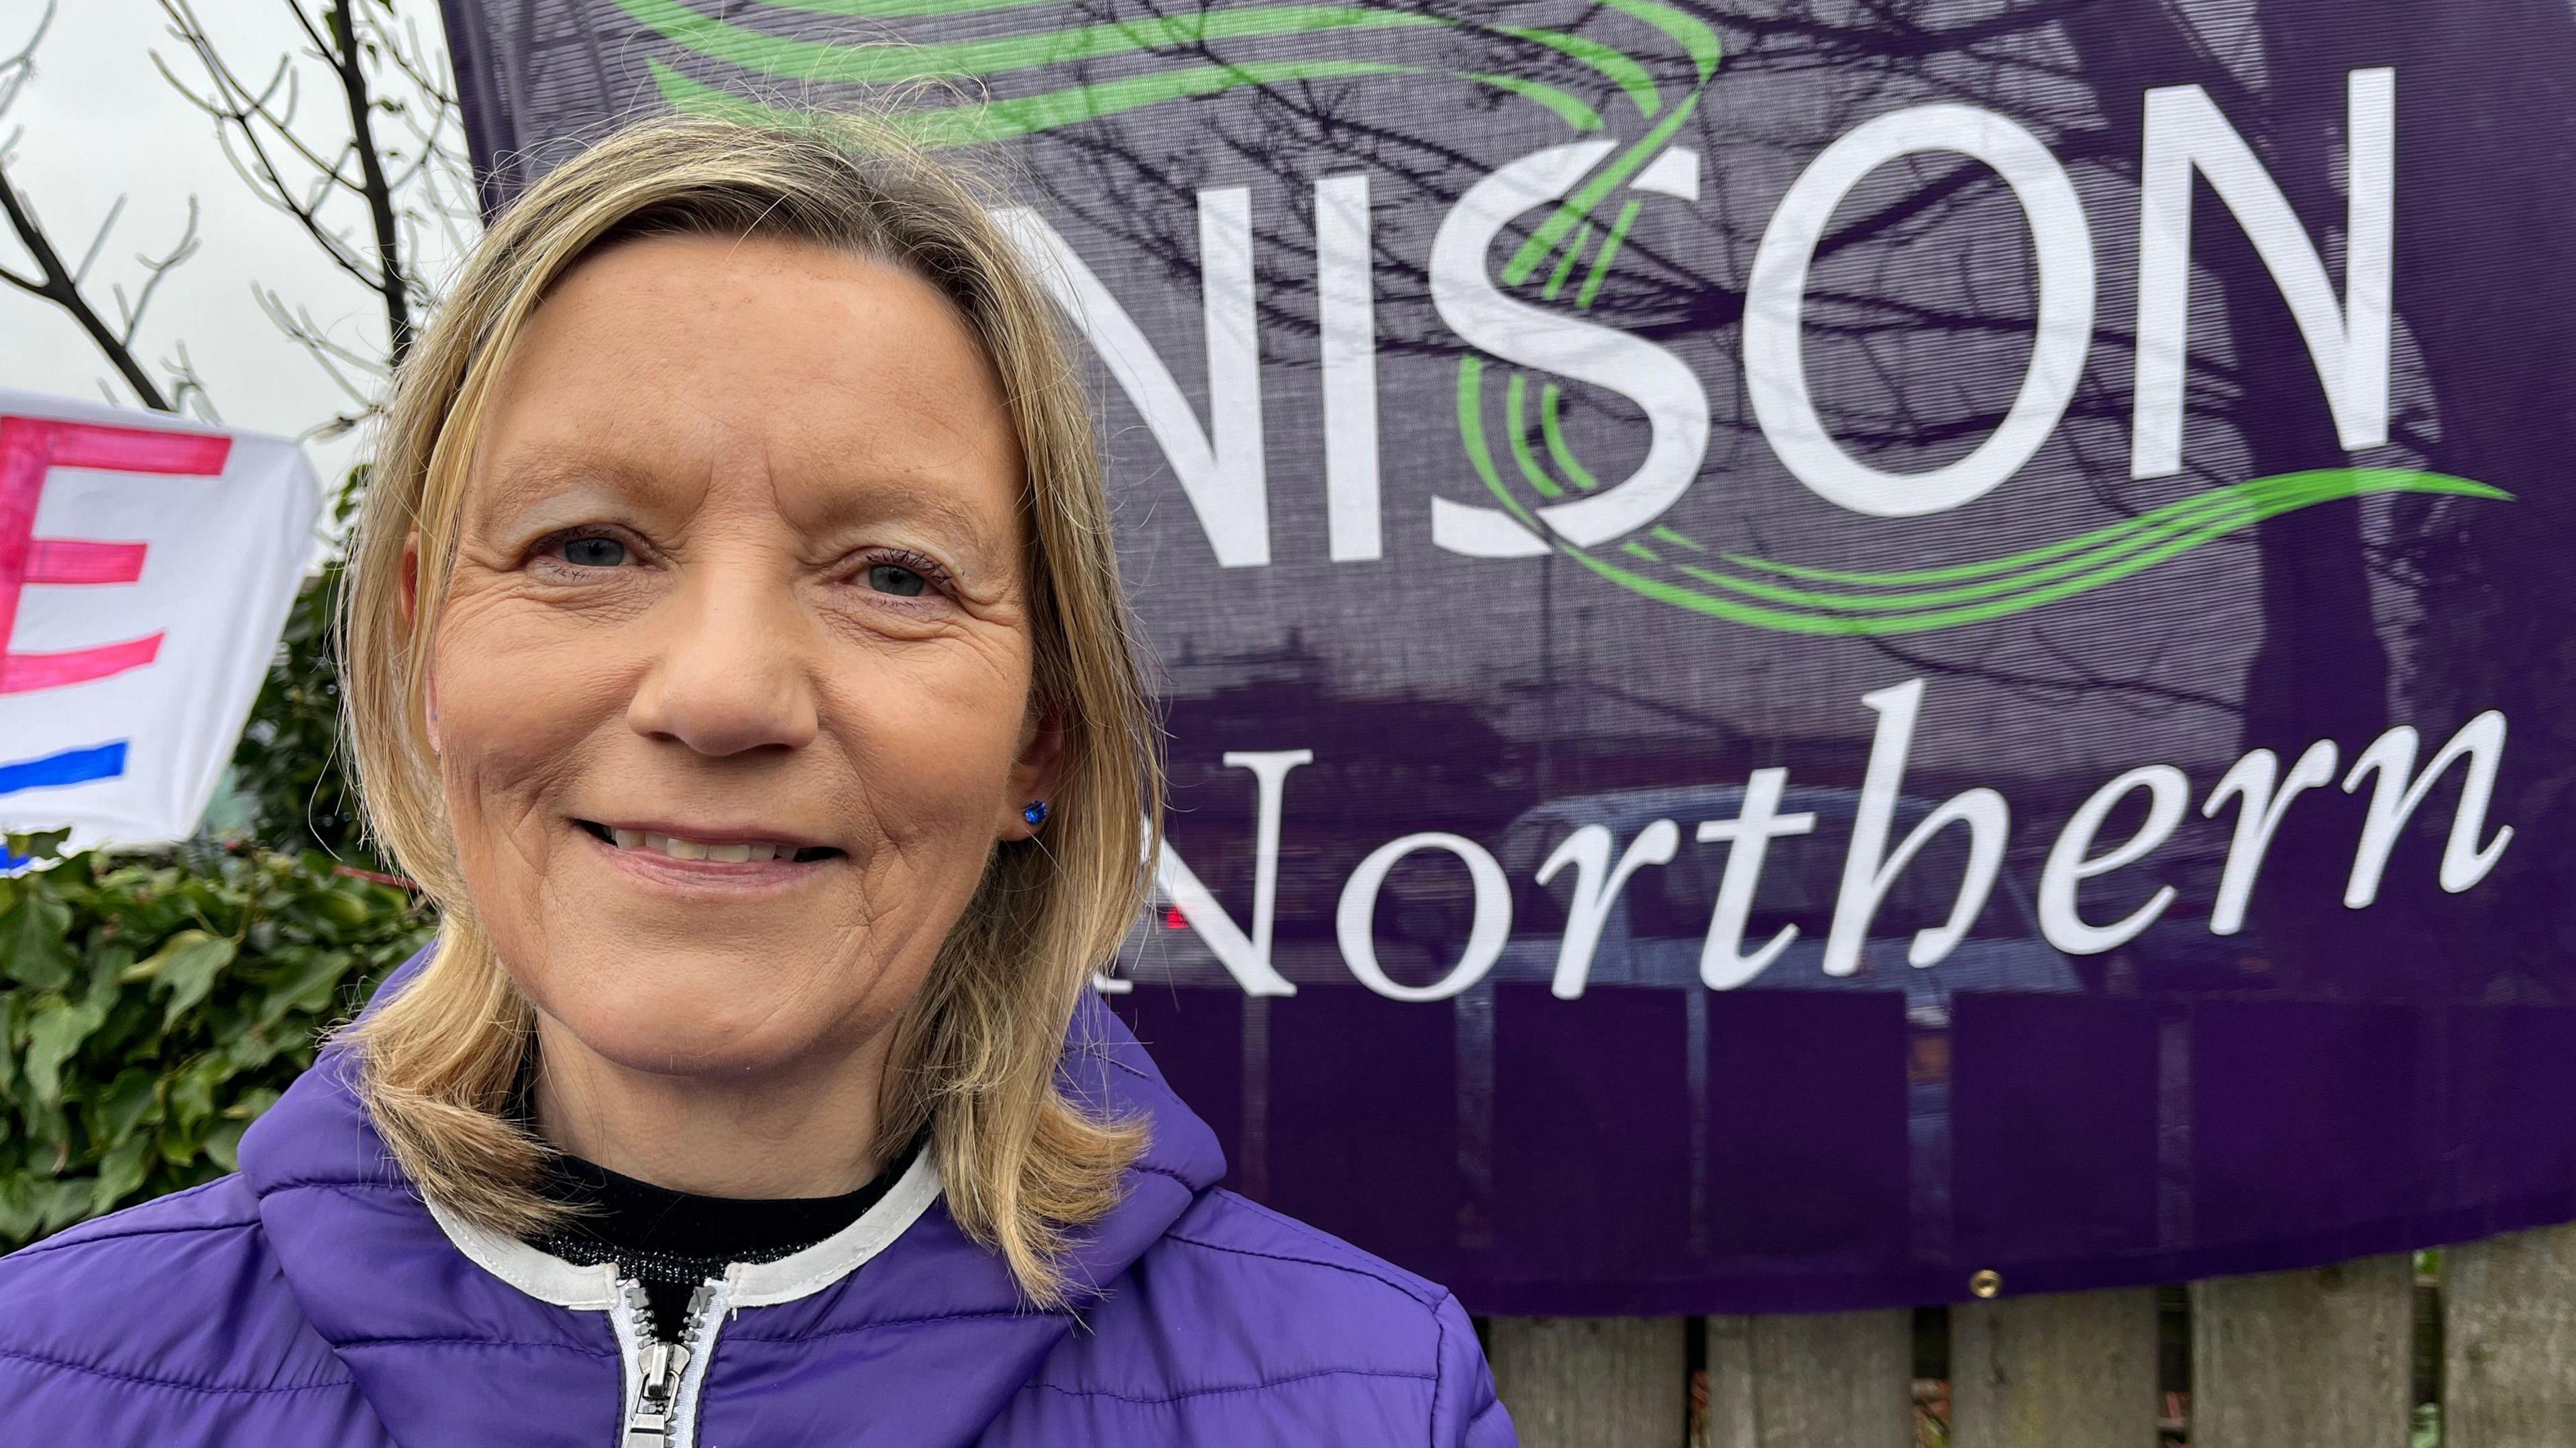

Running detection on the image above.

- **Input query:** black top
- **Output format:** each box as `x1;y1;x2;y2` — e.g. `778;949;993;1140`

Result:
526;1145;912;1342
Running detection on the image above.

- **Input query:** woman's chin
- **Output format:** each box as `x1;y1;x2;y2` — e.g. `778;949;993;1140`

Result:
570;1017;812;1079
527;967;871;1080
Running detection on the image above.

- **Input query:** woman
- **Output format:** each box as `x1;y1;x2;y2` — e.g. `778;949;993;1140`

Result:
0;115;1513;1447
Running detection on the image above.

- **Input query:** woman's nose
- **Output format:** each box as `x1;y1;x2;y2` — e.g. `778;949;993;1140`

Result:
624;567;822;757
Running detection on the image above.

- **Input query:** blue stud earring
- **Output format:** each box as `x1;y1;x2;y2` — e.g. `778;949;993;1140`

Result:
1021;801;1051;828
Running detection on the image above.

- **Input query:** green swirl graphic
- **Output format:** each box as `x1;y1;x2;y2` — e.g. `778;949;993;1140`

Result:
1457;381;2508;636
619;0;1697;146
649;53;1429;146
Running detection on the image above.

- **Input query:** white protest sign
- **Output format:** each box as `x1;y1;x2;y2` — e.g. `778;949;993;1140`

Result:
0;390;319;852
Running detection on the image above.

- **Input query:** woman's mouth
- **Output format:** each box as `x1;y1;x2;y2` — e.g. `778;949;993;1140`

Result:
574;819;843;865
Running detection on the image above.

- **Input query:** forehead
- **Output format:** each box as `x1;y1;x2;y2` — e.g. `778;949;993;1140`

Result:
462;233;1024;537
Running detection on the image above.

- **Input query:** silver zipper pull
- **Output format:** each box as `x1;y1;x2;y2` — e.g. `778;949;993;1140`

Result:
621;1338;692;1447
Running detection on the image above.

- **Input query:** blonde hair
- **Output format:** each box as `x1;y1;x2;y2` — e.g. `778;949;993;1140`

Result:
338;113;1157;1307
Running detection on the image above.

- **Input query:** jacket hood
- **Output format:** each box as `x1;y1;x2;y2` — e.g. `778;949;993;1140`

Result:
235;946;1226;1447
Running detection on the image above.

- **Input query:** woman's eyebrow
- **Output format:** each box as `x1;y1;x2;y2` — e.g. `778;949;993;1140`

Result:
478;448;665;512
800;478;1013;559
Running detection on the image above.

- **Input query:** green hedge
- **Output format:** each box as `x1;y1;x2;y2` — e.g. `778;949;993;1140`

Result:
0;830;431;1244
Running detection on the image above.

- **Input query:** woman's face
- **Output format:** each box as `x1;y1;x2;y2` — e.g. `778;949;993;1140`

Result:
422;233;1052;1082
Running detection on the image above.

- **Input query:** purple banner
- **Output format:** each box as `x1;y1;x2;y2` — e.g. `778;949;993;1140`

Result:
437;0;2576;1314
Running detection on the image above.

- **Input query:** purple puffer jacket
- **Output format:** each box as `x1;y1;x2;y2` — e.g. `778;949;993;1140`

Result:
0;968;1515;1447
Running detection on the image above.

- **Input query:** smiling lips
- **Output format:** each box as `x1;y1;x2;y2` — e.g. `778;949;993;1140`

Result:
576;820;841;864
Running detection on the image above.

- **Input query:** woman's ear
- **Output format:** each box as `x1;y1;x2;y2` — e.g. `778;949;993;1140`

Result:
399;531;423;627
402;532;441;757
1003;704;1067;840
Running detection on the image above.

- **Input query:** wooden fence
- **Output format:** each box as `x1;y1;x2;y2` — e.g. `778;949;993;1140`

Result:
1484;1221;2576;1446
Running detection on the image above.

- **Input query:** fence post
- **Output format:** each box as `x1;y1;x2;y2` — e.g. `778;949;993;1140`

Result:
2191;1256;2413;1448
1950;1288;2160;1448
1703;1310;1913;1448
1486;1317;1687;1448
2445;1221;2576;1446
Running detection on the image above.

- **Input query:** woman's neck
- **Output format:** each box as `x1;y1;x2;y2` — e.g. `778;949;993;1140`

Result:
526;1015;896;1199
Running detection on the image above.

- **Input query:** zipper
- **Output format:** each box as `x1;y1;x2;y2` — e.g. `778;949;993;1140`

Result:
616;1279;721;1448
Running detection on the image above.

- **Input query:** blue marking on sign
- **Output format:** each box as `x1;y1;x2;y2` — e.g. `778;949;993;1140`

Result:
0;740;129;797
0;740;124;868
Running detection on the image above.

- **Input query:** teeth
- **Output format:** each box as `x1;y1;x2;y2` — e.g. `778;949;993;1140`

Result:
607;828;800;864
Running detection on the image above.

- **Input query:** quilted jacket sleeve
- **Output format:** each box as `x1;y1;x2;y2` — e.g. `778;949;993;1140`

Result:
1430;1291;1519;1447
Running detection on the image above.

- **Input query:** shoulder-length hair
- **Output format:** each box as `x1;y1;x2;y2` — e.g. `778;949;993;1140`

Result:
338;112;1158;1308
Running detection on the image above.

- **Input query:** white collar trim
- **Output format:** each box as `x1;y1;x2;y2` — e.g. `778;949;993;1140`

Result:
427;1196;619;1309
428;1141;944;1312
730;1145;942;1306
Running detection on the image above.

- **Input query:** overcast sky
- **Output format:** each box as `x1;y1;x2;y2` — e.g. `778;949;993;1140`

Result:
0;0;473;495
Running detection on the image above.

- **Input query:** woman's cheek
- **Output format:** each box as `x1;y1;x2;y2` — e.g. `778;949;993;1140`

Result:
432;592;637;901
439;579;643;736
436;655;620;810
836;646;1030;834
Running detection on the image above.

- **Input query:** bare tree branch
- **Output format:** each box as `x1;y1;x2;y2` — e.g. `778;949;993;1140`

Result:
0;166;180;412
327;0;411;362
111;195;203;346
152;0;460;399
71;194;126;285
0;0;199;412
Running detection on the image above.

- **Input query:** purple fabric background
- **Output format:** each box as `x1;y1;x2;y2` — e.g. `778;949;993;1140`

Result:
434;0;2576;1313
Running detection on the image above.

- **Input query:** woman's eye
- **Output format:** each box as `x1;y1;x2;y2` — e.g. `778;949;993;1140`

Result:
560;536;627;568
867;563;927;598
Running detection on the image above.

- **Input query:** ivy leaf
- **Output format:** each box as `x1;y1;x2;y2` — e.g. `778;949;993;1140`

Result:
22;999;107;1109
0;1176;36;1241
313;887;380;934
167;1056;221;1130
85;942;137;995
89;1134;153;1215
93;1068;161;1146
203;1119;249;1173
37;1178;95;1234
156;1117;206;1168
224;1026;284;1072
255;950;354;1027
0;889;76;991
136;930;239;1028
19;1097;66;1154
